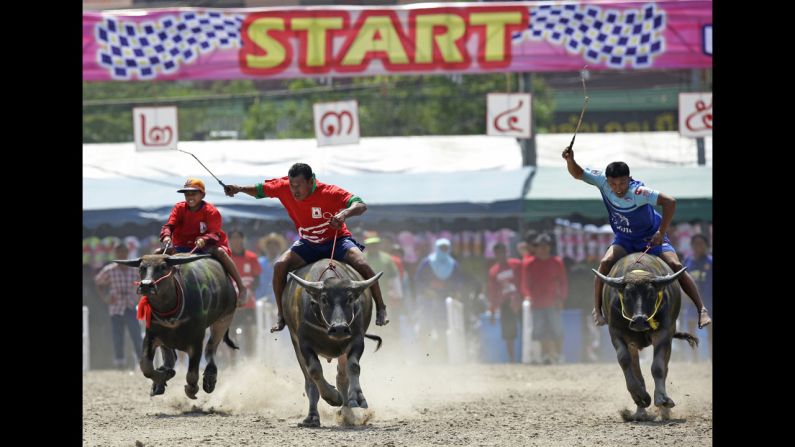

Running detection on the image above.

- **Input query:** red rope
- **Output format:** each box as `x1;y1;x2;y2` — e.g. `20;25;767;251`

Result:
135;269;182;327
633;243;653;265
317;228;341;280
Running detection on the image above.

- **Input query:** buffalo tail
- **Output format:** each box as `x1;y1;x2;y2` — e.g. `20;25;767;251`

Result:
224;328;240;350
673;332;699;349
364;333;382;352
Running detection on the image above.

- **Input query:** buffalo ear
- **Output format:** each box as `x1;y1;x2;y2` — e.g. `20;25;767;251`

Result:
114;258;142;267
592;269;626;290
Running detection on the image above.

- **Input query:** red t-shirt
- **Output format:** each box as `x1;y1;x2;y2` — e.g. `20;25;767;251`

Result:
487;258;523;313
160;201;230;254
391;255;405;277
520;256;568;309
262;177;355;244
231;249;263;308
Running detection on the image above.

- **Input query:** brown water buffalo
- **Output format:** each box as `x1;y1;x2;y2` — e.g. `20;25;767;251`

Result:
283;260;383;427
114;253;238;399
593;253;698;420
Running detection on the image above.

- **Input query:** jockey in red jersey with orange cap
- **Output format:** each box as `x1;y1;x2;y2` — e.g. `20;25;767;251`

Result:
160;177;247;306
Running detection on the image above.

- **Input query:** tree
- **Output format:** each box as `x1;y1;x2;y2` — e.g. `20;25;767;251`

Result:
83;74;556;142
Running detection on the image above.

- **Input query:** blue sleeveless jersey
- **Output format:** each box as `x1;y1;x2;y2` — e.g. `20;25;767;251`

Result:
582;168;661;241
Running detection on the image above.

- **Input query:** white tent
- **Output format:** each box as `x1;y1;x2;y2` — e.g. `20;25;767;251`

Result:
83;132;711;226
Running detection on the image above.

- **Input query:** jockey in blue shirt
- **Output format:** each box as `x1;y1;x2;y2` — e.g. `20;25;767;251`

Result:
562;146;712;329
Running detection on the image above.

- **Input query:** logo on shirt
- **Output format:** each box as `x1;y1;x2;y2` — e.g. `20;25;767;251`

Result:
199;222;207;233
635;187;651;197
610;212;631;232
312;207;322;219
243;263;251;273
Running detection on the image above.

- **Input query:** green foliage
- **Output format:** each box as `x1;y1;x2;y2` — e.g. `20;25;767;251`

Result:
83;74;555;142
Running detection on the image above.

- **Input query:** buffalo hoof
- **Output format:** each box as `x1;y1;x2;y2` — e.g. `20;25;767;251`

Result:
357;393;368;409
203;373;217;394
620;406;655;422
185;384;199;400
156;365;176;377
632;407;654;422
338;406;371;426
324;390;344;407
298;415;320;428
631;390;652;408
150;383;166;396
346;399;359;408
655;394;676;408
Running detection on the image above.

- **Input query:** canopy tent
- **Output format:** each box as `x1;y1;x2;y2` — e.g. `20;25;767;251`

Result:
83;132;711;228
83;169;532;228
83;135;531;228
523;166;712;222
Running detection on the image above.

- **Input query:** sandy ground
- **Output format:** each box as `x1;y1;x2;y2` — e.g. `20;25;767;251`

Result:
82;352;712;446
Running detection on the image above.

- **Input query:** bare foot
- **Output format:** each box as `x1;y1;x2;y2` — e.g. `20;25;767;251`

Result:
592;308;607;326
270;315;286;332
698;307;711;328
375;307;389;326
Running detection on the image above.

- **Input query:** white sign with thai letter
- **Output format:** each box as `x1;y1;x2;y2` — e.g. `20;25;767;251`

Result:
133;106;178;151
679;93;712;138
313;100;359;146
487;93;532;138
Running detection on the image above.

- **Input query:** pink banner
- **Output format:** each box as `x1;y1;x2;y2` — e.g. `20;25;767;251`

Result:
83;0;712;82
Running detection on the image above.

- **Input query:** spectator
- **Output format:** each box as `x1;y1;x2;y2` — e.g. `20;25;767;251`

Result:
255;232;288;302
229;229;262;359
683;234;713;361
94;242;142;369
487;243;523;363
521;234;568;364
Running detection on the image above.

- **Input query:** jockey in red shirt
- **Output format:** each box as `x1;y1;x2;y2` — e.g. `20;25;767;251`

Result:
223;163;389;332
159;177;247;305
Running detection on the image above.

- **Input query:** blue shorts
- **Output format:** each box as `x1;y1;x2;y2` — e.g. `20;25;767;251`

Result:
290;236;365;264
612;234;676;256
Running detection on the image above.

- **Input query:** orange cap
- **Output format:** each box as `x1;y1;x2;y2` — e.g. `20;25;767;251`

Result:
177;177;205;194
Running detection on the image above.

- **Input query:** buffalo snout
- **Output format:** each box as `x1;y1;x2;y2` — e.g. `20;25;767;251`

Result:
629;315;650;331
327;323;352;337
139;279;157;295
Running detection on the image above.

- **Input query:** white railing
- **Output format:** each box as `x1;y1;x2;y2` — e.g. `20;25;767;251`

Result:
255;300;273;363
521;300;541;364
445;297;466;364
83;306;90;372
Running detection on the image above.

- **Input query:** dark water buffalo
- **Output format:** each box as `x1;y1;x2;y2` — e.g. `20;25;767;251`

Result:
115;253;238;399
593;253;698;420
283;260;383;427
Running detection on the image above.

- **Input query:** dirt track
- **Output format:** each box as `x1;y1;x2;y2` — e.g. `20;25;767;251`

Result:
83;356;712;446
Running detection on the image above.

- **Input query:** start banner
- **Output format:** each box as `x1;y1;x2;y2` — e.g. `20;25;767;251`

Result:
83;0;712;81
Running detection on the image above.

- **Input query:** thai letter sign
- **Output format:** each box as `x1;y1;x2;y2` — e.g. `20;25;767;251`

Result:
133;106;178;151
313;100;360;146
678;92;712;138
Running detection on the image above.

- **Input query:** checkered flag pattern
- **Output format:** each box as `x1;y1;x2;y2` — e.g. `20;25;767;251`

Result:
94;11;245;80
514;3;667;68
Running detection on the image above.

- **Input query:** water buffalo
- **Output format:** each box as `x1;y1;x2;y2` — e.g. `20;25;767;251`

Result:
593;253;698;420
283;260;383;427
115;253;238;399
